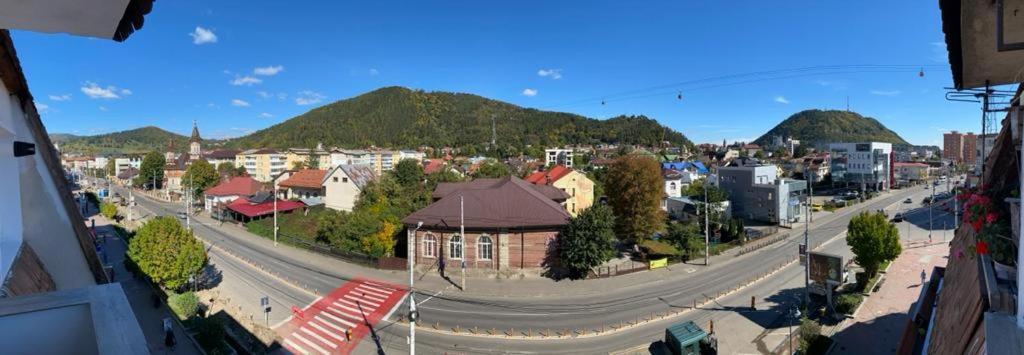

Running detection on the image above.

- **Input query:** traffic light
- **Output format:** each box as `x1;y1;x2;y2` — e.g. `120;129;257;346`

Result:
345;329;352;341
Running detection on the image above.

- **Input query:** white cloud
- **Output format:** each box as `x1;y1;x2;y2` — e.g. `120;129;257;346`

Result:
230;75;262;86
189;26;218;45
522;88;538;97
35;103;50;113
254;65;284;76
231;99;250;107
256;91;271;99
295;90;325;106
259;112;274;118
774;96;789;104
81;81;128;99
537;69;562;79
368;68;380;76
870;90;901;96
930;41;948;63
48;94;72;101
98;106;108;112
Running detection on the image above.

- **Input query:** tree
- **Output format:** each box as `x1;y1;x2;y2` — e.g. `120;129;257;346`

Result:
556;204;617;279
100;202;118;219
393;158;424;187
104;158;116;177
183;160;219;200
663;221;704;262
846;211;901;277
134;151;166;189
753;150;766;159
216;162;245;177
474;159;511;178
605;155;664;243
305;146;321;169
127;216;207;290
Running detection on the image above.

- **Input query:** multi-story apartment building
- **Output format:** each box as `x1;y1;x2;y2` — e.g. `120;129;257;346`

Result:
717;158;807;224
203;149;240;168
236;148;287;182
829;142;893;191
399;150;426;162
330;149;372;167
284;147;331;170
545;148;573;168
943;130;967;163
113;156;141;176
962;132;978;166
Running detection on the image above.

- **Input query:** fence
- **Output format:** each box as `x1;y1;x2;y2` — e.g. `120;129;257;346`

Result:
273;233;407;270
589;260;650;278
736;233;790;256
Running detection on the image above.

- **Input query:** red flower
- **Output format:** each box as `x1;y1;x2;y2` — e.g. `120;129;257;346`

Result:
986;212;999;224
972;219;984;233
976;240;989;255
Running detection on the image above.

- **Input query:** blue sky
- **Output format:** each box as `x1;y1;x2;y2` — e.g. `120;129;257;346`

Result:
13;1;988;146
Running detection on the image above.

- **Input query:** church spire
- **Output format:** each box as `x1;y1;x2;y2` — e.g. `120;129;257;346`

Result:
189;120;201;144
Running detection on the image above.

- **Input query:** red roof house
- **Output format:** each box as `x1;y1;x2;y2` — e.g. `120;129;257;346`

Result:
524;165;572;185
423;159;445;175
225;197;304;219
203;176;263;212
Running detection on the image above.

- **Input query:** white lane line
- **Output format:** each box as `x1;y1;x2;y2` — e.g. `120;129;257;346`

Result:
331;302;369;319
313;315;348;333
283;338;309;355
309;320;346;342
300;327;337;349
359;283;396;294
417;287;447;306
384;293;409;321
354;290;387;303
319;308;357;328
292;333;329;355
344;294;381;308
336;299;376;314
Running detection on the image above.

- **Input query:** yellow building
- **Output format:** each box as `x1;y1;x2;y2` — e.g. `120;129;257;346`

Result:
524;165;595;216
236;148;287;182
285;147;332;170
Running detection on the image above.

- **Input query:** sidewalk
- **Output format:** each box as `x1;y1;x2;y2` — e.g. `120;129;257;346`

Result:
90;206;203;355
827;241;948;354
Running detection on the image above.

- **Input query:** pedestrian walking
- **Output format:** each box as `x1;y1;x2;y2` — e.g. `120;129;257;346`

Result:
920;269;926;286
439;254;446;278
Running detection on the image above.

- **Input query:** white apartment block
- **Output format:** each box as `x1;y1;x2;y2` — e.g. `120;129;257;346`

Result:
545;148;573;168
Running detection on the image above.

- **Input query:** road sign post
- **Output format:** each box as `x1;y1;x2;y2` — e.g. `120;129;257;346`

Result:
260;296;270;326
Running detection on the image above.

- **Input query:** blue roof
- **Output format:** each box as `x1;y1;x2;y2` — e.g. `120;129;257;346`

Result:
666;321;708;347
661;161;708;174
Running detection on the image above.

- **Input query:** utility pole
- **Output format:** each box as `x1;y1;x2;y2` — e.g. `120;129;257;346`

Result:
929;181;934;243
704;174;710;266
273;181;279;246
460;195;466;291
407;222;422;354
128;188;133;222
803;191;810;307
186;171;192;230
808;170;814;223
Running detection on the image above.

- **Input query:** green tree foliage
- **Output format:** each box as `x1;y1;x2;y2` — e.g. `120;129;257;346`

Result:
798;317;822;354
54;126;199;156
846;211;901;277
605;155;665;243
100;202;118;219
183;160;219;199
104;158;116;177
127;216;207;290
168;291;199;319
474;159;511;178
556;204;617;279
663;221;705;262
393;158;424;186
134;151;165;189
683;179;729;204
753;109;908;147
216;162;246;178
305;146;321;169
223;87;692;151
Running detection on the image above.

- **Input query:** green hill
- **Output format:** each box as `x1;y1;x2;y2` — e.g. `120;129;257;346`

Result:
754;109;908;146
54;126;193;156
226;86;691;152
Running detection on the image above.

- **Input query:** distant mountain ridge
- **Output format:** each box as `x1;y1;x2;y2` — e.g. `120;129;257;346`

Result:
53;126;194;155
224;86;692;151
753;109;908;147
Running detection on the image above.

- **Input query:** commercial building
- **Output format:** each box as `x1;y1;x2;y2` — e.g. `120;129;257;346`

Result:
829;142;893;191
717;158;806;224
893;162;930;184
403;177;570;271
545;148;573;168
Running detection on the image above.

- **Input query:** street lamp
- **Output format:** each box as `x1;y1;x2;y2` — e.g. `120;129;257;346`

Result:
408;221;423;355
788;305;801;355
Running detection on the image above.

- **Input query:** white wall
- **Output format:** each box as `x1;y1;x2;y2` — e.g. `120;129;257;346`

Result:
323;169;361;212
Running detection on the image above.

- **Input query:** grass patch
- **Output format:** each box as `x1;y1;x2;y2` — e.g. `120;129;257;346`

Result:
640;240;679;258
245;205;327;243
709;240;740;256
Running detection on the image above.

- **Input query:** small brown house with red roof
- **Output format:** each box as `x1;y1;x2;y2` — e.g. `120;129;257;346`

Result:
277;169;327;200
203;176;263;212
403;176;570;271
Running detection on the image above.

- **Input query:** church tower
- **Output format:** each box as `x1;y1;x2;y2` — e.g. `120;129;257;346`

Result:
189;121;201;160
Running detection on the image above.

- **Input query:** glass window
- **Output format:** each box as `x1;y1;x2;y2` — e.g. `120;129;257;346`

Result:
477;235;493;261
423;234;437;258
449;235;463;259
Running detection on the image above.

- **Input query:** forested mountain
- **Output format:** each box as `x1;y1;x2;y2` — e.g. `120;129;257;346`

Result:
753;109;908;146
53;126;194;155
226;86;691;153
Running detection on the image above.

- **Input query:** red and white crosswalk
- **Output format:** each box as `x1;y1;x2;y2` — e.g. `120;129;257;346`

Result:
276;279;407;354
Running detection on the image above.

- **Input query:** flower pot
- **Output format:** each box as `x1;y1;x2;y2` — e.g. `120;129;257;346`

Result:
993;260;1017;281
1006;197;1020;241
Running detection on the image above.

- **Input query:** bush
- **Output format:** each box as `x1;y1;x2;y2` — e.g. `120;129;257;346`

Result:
168;291;199;320
835;293;864;315
193;316;228;354
100;202;118;219
798;317;822;354
84;191;100;206
640;239;679;258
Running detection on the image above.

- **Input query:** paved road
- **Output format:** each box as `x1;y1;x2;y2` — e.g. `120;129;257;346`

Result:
109;181;936;353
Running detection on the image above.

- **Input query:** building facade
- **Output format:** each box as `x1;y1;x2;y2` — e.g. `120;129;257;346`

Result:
829;142;893;191
523;165;595;216
323;164;377;212
284;146;331;170
236;148;287;182
894;162;930;184
544;148;573;168
330;149;372;167
718;159;807;224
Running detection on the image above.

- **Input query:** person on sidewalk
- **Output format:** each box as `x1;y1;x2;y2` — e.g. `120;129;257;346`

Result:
920;269;926;286
439;254;446;278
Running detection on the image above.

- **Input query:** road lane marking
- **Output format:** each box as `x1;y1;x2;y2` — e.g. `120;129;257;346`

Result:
313;315;347;333
291;332;329;355
300;327;337;348
283;338;309;354
344;294;380;308
309;319;346;342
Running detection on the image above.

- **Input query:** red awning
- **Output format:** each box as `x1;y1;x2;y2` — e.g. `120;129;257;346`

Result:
226;198;305;218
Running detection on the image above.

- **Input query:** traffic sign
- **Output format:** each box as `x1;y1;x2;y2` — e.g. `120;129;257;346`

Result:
260;296;269;307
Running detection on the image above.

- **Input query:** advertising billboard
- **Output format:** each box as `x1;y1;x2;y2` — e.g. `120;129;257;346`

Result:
808;252;843;284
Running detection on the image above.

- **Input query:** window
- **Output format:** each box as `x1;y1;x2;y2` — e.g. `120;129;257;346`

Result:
449;235;463;259
333;177;338;182
343;177;349;183
477;235;493;261
423;234;437;258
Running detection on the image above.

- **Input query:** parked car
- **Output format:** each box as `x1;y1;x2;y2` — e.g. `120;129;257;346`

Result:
904;198;913;204
892;213;904;223
923;196;933;204
176;211;187;219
